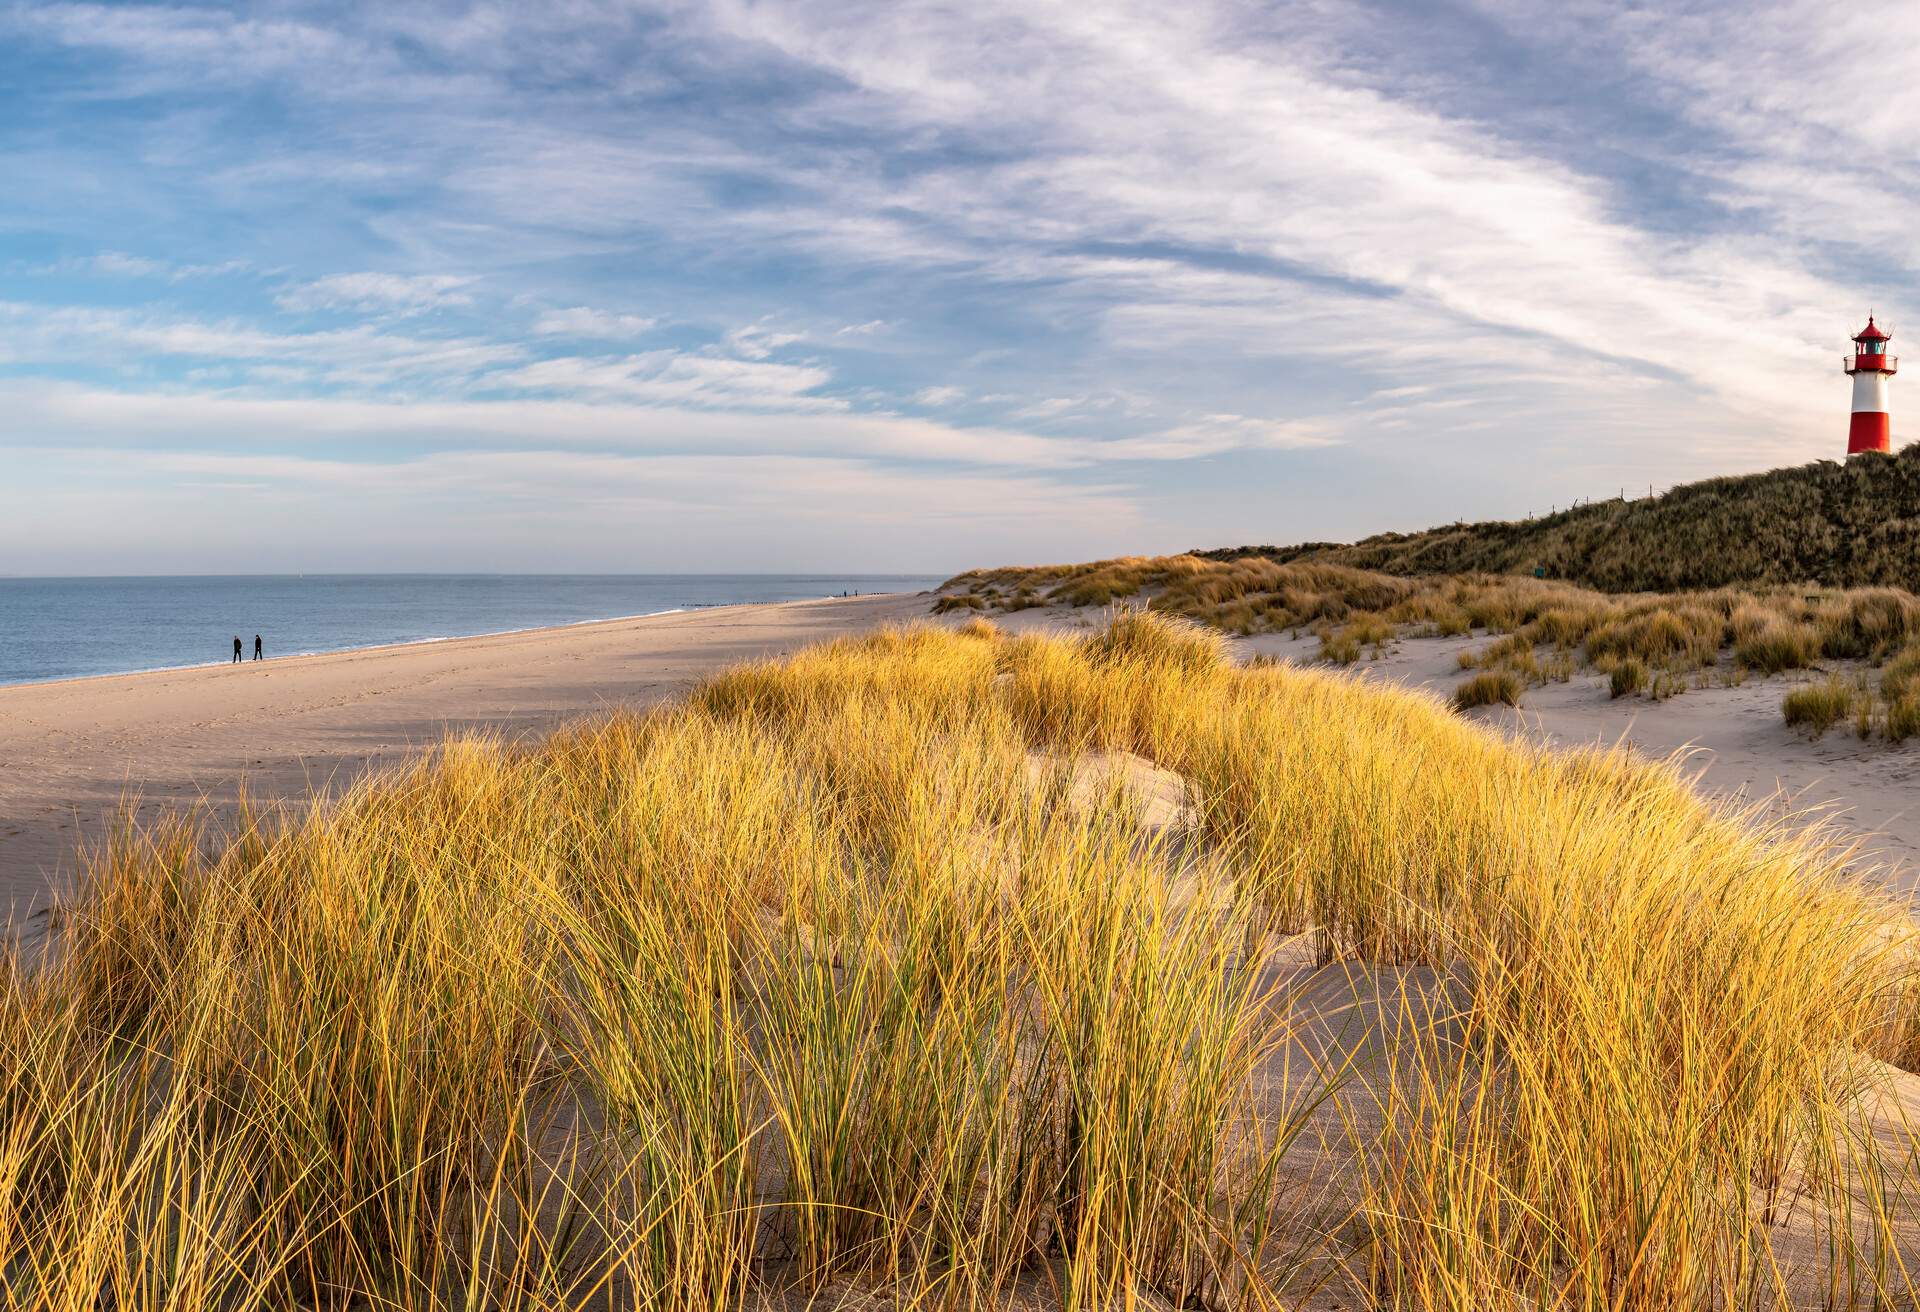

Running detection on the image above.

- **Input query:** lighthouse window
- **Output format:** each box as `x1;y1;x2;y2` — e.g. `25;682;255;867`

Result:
1866;340;1885;355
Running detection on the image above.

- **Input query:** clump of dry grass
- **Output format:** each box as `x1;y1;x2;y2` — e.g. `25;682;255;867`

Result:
1883;645;1920;702
1814;589;1920;660
1584;604;1725;669
1736;619;1822;673
943;554;1417;636
1759;639;1920;743
1610;656;1650;697
1318;616;1394;664
11;611;1920;1309
1889;694;1920;743
8;618;1315;1309
939;554;1758;678
1452;670;1523;710
1086;605;1226;676
1784;677;1859;736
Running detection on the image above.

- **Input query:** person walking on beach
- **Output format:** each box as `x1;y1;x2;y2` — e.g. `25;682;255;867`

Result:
232;635;243;663
253;634;263;661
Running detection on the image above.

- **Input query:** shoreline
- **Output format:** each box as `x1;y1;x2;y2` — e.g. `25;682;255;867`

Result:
0;608;686;693
0;592;935;924
0;591;926;694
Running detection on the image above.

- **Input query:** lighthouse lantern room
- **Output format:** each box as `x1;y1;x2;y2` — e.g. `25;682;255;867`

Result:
1844;315;1897;455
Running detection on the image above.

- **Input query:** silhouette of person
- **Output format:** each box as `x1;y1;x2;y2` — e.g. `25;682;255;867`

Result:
253;634;263;661
232;635;242;663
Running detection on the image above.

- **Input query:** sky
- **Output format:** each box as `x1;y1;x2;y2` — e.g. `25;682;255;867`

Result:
1;0;1916;575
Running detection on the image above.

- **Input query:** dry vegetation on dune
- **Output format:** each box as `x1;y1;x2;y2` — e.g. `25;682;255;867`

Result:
942;554;1920;732
1200;445;1920;593
942;555;1417;633
6;614;1920;1307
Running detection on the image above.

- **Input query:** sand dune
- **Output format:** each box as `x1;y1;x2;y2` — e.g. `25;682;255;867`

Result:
0;593;929;927
974;604;1920;890
9;589;1915;943
14;602;1918;1306
1241;629;1920;888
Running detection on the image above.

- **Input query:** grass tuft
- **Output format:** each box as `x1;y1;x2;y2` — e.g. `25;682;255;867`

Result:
1783;677;1858;736
1452;670;1523;709
1610;656;1649;698
1736;620;1821;673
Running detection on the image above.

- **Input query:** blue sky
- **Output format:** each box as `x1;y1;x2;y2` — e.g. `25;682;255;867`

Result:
0;1;1912;574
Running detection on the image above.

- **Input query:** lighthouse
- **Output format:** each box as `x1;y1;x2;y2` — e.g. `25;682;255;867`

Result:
1844;315;1897;455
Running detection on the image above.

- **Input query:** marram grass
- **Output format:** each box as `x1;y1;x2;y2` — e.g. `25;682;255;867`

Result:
3;614;1920;1308
944;554;1920;736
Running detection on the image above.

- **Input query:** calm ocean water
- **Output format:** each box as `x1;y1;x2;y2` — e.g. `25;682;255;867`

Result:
0;574;945;687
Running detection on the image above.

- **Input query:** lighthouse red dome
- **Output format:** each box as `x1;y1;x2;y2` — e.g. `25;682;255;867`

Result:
1856;316;1891;342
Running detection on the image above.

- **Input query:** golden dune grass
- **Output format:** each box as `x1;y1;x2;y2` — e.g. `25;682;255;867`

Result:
3;614;1919;1308
943;554;1920;728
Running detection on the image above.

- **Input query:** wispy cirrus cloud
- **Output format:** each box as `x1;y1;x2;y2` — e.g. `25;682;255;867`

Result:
492;352;840;410
723;319;810;360
0;301;524;387
2;379;1304;473
276;272;476;315
27;251;255;281
532;306;660;338
1;0;1912;571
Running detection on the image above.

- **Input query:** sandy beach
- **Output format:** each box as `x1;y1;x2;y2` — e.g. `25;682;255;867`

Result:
0;592;929;927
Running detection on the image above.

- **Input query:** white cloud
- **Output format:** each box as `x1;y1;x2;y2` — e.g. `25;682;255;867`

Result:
494;351;840;410
533;306;660;338
663;1;1868;461
724;319;808;359
277;272;475;315
33;251;254;281
0;378;1326;473
1116;414;1336;459
0;293;1330;472
915;385;965;406
1468;1;1920;258
0;301;523;387
1011;397;1083;421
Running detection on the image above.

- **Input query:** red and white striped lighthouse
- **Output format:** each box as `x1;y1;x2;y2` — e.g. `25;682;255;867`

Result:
1844;315;1897;455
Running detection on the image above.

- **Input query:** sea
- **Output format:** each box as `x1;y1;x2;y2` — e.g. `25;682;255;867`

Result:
0;574;947;688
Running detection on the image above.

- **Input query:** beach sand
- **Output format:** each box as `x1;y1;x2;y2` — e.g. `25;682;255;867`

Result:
0;592;930;929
